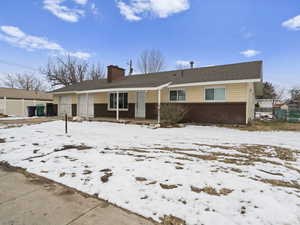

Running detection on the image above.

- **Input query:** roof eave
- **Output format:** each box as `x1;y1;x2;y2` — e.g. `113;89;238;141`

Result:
52;82;172;95
168;78;262;88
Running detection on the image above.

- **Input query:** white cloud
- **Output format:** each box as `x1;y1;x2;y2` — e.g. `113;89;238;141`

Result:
0;26;91;60
282;15;300;31
68;51;91;59
43;0;88;22
117;0;190;21
240;49;260;58
176;60;191;67
90;3;99;16
118;2;142;21
73;0;88;5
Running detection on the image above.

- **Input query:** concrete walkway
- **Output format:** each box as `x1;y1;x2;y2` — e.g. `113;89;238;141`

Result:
0;167;155;225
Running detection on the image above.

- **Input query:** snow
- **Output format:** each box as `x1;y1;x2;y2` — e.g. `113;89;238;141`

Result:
0;121;300;225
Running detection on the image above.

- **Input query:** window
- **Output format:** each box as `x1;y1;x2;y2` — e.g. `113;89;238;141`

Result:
205;87;226;101
109;93;128;110
170;89;186;101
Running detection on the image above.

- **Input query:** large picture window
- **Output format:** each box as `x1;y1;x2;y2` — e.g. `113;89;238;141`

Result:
109;93;128;110
170;89;186;101
205;87;226;101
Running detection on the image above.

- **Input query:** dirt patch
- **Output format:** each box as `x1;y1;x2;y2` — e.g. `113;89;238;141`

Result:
100;168;112;173
231;168;242;173
160;183;178;189
191;186;233;196
55;144;93;151
0;161;16;172
219;121;300;132
175;166;184;170
57;189;75;196
83;170;92;175
123;149;150;153
146;181;157;185
259;179;300;190
160;215;186;225
275;148;296;161
0;117;55;126
0;138;6;143
135;177;147;182
101;173;113;183
59;172;66;177
258;169;283;176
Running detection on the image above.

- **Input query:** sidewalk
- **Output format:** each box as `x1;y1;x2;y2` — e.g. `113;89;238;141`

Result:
0;166;155;225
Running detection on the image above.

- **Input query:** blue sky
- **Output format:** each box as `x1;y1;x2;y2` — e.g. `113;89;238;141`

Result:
0;0;299;87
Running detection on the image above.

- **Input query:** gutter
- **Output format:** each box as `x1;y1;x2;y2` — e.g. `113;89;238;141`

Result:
52;82;172;95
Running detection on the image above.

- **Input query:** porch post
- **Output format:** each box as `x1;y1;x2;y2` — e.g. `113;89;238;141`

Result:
116;92;119;121
3;96;7;115
22;99;25;117
158;89;161;124
86;93;89;118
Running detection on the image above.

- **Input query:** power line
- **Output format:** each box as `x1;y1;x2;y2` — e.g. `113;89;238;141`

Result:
0;59;39;72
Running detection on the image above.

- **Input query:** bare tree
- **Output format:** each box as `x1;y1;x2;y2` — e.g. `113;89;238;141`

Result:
41;55;106;87
88;63;106;80
137;49;165;74
290;87;300;102
1;73;48;91
274;85;287;101
2;74;16;88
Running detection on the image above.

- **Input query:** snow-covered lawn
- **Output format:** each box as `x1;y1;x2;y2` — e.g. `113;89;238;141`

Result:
0;121;300;225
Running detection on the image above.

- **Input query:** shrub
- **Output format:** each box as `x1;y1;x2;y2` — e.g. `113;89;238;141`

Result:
160;103;189;124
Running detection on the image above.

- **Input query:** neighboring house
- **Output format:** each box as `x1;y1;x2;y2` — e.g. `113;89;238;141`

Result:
255;99;282;118
52;61;263;124
0;88;53;117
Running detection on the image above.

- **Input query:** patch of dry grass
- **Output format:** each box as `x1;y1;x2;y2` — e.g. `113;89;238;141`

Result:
135;177;147;182
190;186;233;196
220;121;300;132
160;183;178;189
160;215;186;225
259;179;300;190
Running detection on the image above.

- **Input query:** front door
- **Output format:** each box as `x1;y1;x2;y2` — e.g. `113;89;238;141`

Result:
135;92;146;118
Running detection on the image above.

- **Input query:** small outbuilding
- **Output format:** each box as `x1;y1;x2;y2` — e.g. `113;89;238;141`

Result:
0;88;53;117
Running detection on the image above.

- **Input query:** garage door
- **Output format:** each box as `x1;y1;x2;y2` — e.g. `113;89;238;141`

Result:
77;94;94;118
58;95;72;117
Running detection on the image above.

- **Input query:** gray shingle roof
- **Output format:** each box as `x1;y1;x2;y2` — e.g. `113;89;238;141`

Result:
52;61;262;93
0;88;53;100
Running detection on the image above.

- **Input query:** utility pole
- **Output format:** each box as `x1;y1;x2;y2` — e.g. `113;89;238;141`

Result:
128;60;133;75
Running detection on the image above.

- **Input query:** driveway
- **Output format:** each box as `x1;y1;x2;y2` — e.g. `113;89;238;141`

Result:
0;166;154;225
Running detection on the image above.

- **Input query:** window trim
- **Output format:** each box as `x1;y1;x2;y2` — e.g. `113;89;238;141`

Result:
107;92;129;111
169;88;186;102
204;86;227;102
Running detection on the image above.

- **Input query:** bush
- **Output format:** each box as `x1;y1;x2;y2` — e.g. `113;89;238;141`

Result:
160;103;189;124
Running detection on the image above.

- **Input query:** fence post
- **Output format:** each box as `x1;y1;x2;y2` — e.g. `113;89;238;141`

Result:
65;113;68;134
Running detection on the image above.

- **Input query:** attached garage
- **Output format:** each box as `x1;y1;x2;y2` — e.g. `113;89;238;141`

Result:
77;94;94;118
58;95;72;117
